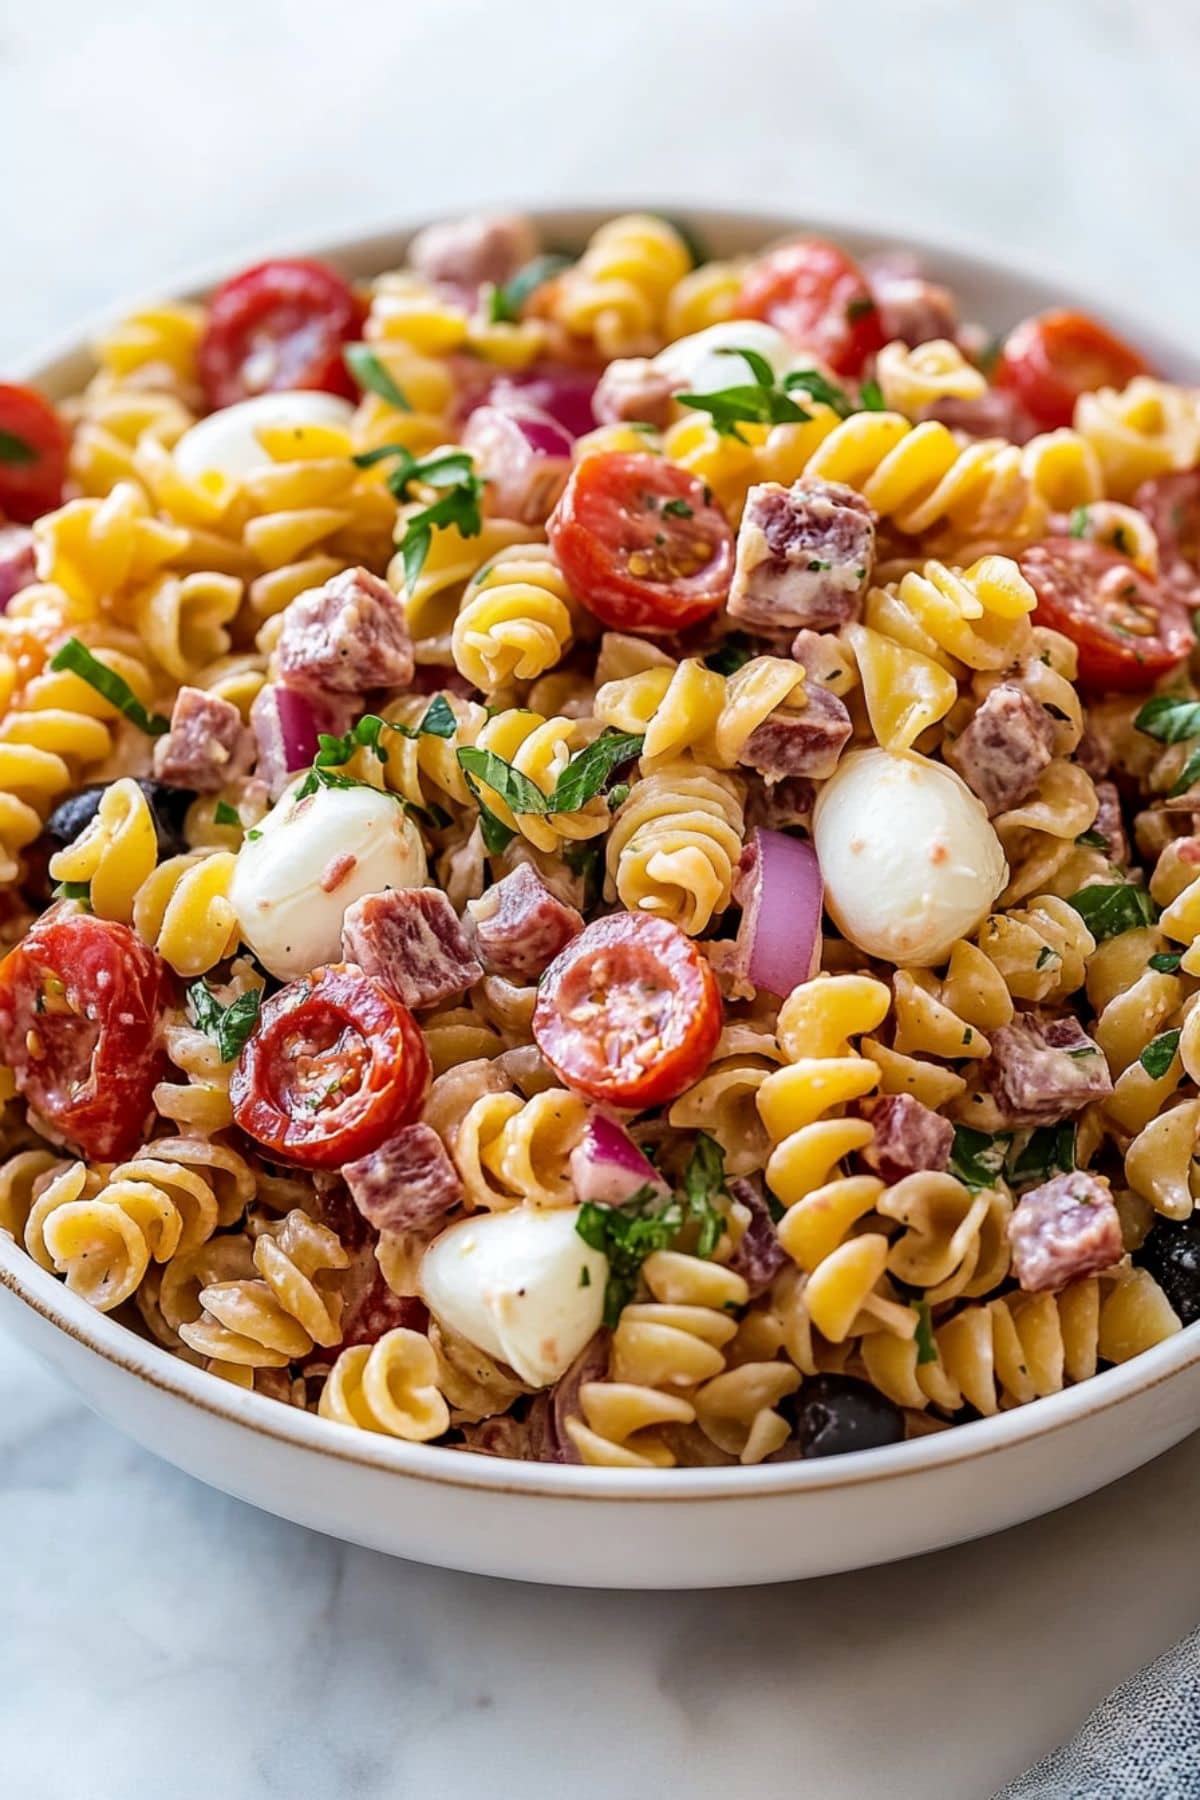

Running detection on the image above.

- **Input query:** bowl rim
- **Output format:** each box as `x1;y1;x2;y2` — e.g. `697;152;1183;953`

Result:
4;200;1199;1502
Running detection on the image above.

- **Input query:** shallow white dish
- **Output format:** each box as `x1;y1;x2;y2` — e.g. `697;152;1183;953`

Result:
2;206;1199;1589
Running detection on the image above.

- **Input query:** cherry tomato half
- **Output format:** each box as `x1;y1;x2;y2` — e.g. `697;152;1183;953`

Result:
532;912;723;1109
0;384;68;524
231;963;430;1168
547;452;735;634
733;239;884;377
996;309;1151;432
0;904;171;1160
198;259;366;410
1019;537;1194;692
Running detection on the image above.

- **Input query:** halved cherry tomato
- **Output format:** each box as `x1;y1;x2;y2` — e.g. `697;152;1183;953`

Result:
547;452;734;633
0;904;171;1160
198;258;366;410
1019;537;1194;692
1134;471;1200;590
0;384;68;524
733;239;884;376
532;913;722;1109
996;309;1151;432
230;963;429;1168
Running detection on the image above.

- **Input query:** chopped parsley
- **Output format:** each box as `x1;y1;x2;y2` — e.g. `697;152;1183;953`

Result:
951;1121;1076;1191
352;446;485;589
914;1301;938;1365
680;1133;727;1258
575;1132;730;1323
949;1124;1010;1191
1075;828;1109;850
704;634;755;676
1134;693;1200;746
1008;1123;1076;1188
661;497;694;519
51;879;91;905
1149;951;1183;974
49;638;170;737
188;980;261;1063
1066;881;1157;942
858;377;886;411
213;799;242;829
342;344;411;412
1069;505;1091;539
1139;1028;1182;1080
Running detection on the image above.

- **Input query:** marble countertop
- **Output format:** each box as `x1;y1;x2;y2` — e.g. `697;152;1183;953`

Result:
3;3;1199;1795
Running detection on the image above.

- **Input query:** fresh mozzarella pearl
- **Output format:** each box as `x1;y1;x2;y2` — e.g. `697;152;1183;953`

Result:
652;321;796;398
813;748;1008;966
230;780;427;981
173;391;355;481
420;1206;607;1388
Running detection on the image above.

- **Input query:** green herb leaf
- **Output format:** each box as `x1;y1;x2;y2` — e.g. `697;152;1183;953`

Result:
457;743;549;817
1066;881;1157;942
949;1124;1011;1190
661;497;694;519
681;1133;727;1258
485;252;574;324
606;780;630;812
213;799;242;829
342;344;411;412
782;368;855;419
1169;745;1200;799
354;446;486;590
578;1264;591;1289
677;352;813;441
914;1301;938;1365
1008;1123;1076;1188
704;634;755;676
857;377;886;412
1134;693;1200;745
1069;505;1090;539
48;638;170;736
52;879;91;904
1140;1028;1182;1080
546;728;643;815
576;1187;685;1326
1149;951;1182;973
460;772;516;854
1075;828;1109;849
1035;946;1059;969
188;981;261;1063
0;429;36;466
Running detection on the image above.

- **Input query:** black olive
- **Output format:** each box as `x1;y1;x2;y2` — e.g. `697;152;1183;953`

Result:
770;1373;906;1461
1135;1215;1200;1327
43;780;196;861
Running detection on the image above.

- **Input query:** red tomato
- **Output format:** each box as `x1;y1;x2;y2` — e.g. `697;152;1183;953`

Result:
0;384;68;524
198;259;366;410
533;913;722;1109
0;905;170;1160
1020;537;1194;692
547;453;734;633
231;964;429;1169
733;240;884;376
996;309;1151;431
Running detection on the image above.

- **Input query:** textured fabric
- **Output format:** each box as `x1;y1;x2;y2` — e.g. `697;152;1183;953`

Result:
996;1627;1200;1798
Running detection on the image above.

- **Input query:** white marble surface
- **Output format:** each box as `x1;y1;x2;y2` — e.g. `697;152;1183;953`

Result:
3;3;1200;1795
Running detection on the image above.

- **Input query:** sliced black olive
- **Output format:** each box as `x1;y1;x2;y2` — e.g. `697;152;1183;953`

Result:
43;780;196;860
1135;1215;1200;1327
770;1373;906;1461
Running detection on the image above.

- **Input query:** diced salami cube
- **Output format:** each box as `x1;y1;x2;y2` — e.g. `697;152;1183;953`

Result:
337;1258;430;1352
344;1122;462;1233
726;1177;788;1296
737;683;852;781
1092;780;1129;866
407;212;539;292
981;1012;1113;1128
866;259;959;348
745;775;816;833
859;1093;954;1183
728;478;875;632
466;864;583;982
342;887;481;1010
1008;1171;1124;1293
152;686;254;793
0;525;35;609
943;683;1055;816
923;391;1037;444
591;357;677;429
276;566;414;697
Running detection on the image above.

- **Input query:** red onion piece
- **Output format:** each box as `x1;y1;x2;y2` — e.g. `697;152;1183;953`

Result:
462;403;572;525
738;828;824;999
251;683;321;800
480;366;601;439
569;1112;671;1206
0;526;35;612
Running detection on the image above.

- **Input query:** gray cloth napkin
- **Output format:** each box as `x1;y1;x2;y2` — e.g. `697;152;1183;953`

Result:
995;1627;1200;1798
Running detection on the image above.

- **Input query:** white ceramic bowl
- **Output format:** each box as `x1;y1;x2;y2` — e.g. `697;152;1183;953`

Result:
2;208;1199;1589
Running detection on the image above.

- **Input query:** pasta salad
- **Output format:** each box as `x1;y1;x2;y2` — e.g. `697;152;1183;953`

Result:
0;211;1197;1470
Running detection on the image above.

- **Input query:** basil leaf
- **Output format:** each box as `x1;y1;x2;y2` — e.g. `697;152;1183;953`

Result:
661;498;693;519
914;1301;937;1365
401;523;433;592
681;1132;726;1258
546;728;643;814
1075;828;1108;849
718;344;777;389
1169;745;1200;799
782;367;855;418
188;981;261;1063
858;377;886;412
676;377;812;441
949;1124;1011;1191
457;744;549;816
704;634;755;676
342;344;411;412
48;638;170;736
1149;951;1182;973
417;693;457;739
1140;1028;1182;1080
0;429;36;466
1008;1123;1075;1188
318;698;459;770
1067;881;1157;942
213;799;242;829
1134;693;1200;745
576;1186;686;1326
396;474;485;588
486;252;574;324
52;879;91;904
460;772;516;854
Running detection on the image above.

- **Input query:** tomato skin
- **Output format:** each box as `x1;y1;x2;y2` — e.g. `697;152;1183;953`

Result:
198;259;366;410
996;309;1151;432
1019;536;1194;692
533;913;722;1109
0;905;171;1160
231;963;430;1169
733;240;884;376
547;452;735;634
0;384;68;524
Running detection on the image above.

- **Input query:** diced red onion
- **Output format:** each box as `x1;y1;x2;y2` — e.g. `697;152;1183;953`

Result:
251;683;321;800
0;526;35;612
479;366;601;440
738;828;824;999
462;403;572;525
569;1111;671;1206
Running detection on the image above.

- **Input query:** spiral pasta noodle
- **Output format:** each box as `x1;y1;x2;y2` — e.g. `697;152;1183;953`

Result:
605;758;745;934
550;213;692;357
452;544;576;693
179;1208;349;1367
319;1327;450;1441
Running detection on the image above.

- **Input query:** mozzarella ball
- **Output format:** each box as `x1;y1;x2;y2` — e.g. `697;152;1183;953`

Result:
173;391;355;482
230;780;427;980
420;1206;607;1388
813;748;1008;966
652;321;796;398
